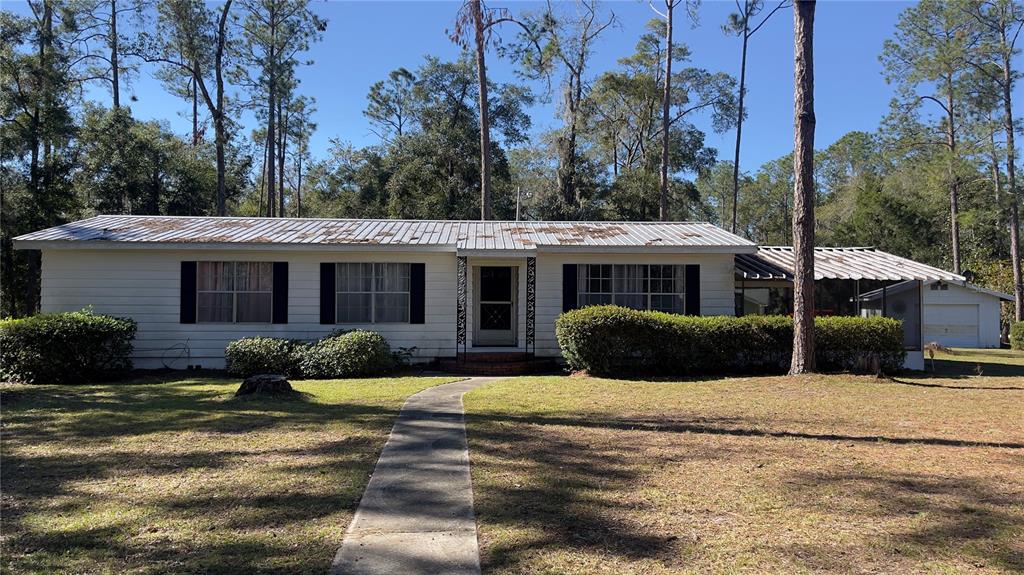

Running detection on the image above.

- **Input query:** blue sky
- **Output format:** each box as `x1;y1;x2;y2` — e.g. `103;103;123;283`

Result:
9;0;1019;173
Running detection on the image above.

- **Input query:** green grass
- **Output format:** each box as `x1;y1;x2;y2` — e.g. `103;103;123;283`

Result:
465;351;1024;575
0;374;457;575
925;347;1024;378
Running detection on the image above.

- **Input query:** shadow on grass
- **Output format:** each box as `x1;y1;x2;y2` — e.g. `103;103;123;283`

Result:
886;377;1024;391
468;408;1024;574
0;380;406;574
913;356;1024;379
467;411;1024;450
780;470;1024;573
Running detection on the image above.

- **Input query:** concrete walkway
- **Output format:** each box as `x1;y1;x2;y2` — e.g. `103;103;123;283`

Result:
330;377;497;575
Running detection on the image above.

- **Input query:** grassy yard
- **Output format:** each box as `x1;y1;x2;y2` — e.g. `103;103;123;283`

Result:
465;351;1024;575
0;374;457;575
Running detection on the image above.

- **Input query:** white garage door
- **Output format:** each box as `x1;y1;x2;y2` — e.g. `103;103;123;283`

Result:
923;304;979;348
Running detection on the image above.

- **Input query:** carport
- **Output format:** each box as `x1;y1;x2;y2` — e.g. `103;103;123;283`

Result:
734;247;966;370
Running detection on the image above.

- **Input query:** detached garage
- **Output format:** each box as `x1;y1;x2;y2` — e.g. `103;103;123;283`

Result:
860;280;1012;349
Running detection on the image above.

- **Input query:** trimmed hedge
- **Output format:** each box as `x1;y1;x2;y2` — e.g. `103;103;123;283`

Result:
300;330;395;379
555;305;906;376
1011;321;1024;350
225;336;304;377
0;310;137;384
223;330;395;379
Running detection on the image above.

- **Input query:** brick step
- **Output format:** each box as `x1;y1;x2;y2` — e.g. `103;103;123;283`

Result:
454;351;536;362
437;357;559;376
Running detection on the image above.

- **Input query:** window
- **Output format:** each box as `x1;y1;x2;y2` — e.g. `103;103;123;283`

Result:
336;263;411;323
197;261;273;323
579;264;686;314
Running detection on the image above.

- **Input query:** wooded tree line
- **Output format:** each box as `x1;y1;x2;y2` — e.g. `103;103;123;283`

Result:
2;0;1022;325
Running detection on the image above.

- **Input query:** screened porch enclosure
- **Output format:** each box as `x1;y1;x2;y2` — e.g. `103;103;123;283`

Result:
734;247;965;355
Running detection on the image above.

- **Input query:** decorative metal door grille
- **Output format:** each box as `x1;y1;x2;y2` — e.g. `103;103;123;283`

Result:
456;256;467;357
526;257;536;356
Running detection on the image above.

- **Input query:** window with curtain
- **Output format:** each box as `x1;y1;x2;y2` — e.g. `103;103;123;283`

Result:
336;262;410;323
197;261;273;323
578;264;685;314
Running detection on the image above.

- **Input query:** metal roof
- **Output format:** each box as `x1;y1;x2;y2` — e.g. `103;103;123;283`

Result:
859;280;1013;301
736;247;965;282
735;253;793;280
13;215;756;253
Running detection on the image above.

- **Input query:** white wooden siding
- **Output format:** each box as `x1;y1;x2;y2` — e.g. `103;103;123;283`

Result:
41;249;457;369
39;248;739;368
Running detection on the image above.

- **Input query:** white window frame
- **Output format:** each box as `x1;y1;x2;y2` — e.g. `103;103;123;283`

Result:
196;261;273;324
336;262;411;324
578;264;687;314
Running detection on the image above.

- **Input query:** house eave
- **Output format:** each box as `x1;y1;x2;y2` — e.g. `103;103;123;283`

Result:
15;239;757;255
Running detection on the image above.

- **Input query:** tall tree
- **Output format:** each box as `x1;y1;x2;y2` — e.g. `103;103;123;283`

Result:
966;0;1023;320
450;0;535;220
148;0;235;216
723;0;791;232
234;0;324;217
651;0;699;221
588;19;734;220
0;1;79;316
70;0;142;109
790;0;816;375
513;0;615;217
364;67;416;143
881;0;980;274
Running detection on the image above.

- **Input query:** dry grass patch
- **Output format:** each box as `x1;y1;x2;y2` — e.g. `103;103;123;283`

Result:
465;354;1024;574
0;374;456;574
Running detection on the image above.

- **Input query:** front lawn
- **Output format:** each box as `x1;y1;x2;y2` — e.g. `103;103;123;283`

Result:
0;374;457;574
465;352;1024;574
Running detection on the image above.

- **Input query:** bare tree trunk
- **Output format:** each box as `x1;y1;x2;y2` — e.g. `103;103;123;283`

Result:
946;84;961;274
295;151;303;218
473;0;493;220
266;45;276;217
191;75;199;148
790;0;816;375
110;0;119;109
659;0;674;221
214;0;231;216
731;29;749;233
278;96;286;217
1000;60;1022;322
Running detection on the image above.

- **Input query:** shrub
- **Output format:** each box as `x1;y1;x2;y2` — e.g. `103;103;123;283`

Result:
299;330;394;379
555;305;906;376
1011;321;1024;350
0;310;137;384
225;336;305;377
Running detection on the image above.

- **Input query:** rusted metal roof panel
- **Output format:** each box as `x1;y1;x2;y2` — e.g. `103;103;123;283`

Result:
14;215;756;251
745;247;964;282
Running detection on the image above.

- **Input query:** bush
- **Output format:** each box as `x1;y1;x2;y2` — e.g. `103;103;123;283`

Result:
225;336;304;377
0;310;137;384
1011;321;1024;350
555;305;906;376
299;330;395;379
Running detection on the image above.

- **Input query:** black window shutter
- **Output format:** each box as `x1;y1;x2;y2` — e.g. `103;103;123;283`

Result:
272;262;288;324
180;261;197;324
320;263;336;324
562;264;579;312
685;264;701;316
410;263;425;324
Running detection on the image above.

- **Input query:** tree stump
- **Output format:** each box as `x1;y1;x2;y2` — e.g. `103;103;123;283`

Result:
235;374;295;397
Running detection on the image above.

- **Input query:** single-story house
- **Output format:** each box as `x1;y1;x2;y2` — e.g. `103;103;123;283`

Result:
13;215;751;370
858;280;1012;349
13;216;969;372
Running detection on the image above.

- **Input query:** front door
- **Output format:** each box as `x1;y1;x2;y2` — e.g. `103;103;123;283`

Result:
474;266;517;346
